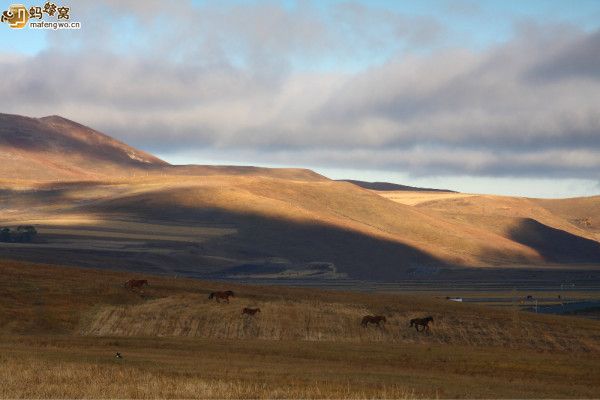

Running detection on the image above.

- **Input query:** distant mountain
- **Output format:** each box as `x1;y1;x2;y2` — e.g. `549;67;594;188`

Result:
0;113;168;180
0;113;326;182
338;179;456;192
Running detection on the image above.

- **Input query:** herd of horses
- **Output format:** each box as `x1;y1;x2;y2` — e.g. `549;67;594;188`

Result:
124;280;434;332
360;315;434;332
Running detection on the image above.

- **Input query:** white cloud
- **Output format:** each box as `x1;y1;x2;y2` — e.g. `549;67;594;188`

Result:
0;2;599;182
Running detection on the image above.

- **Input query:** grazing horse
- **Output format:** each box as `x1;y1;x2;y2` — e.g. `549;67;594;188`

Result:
361;315;387;328
125;279;148;290
410;316;433;332
242;307;261;316
208;290;234;303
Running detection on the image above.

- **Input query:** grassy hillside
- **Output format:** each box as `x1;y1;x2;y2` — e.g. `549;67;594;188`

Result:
338;179;455;192
380;190;600;265
3;176;600;280
1;176;557;280
1;260;599;398
2;112;600;279
0;114;168;180
534;196;600;239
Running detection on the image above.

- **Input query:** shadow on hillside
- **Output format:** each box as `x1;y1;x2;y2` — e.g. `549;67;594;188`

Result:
0;184;452;280
508;218;600;263
103;204;452;281
232;215;451;280
0;114;164;168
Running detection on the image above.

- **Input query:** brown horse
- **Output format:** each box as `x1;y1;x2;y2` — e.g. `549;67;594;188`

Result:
410;316;433;332
124;279;148;290
361;315;387;328
208;290;234;303
242;307;261;316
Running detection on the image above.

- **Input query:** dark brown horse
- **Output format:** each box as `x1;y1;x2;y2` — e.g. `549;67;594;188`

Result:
124;279;148;290
361;315;387;328
208;290;234;303
410;316;433;332
242;307;261;316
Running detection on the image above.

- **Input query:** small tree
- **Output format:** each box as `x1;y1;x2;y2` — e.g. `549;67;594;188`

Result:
16;225;37;242
0;227;10;242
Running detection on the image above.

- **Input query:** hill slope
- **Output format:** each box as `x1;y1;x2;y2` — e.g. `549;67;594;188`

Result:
0;175;558;279
534;196;600;240
379;191;600;264
340;179;455;192
0;113;168;180
1;113;599;279
0;113;327;183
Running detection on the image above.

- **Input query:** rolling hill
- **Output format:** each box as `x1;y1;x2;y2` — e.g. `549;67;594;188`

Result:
1;113;600;281
0;113;168;180
339;179;455;192
0;113;323;182
380;191;600;264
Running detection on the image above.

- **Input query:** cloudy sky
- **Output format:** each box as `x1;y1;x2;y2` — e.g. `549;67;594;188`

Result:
1;0;599;197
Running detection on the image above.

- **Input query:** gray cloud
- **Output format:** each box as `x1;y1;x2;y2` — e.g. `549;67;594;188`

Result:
525;29;600;82
0;2;599;181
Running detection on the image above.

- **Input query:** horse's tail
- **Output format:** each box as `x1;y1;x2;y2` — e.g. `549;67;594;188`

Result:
208;293;214;299
409;319;414;327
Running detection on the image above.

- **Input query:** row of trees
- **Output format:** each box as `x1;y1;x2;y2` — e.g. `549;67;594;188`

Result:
0;226;38;243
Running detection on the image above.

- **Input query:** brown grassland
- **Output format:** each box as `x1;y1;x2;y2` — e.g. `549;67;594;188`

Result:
3;112;600;399
1;260;600;398
379;190;600;243
4;176;600;283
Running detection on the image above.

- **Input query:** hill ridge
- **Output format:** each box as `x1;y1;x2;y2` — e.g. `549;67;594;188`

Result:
339;179;455;192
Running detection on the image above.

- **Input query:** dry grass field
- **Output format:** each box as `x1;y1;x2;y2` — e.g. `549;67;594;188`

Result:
1;260;600;398
375;191;475;206
2;112;600;398
2;112;600;280
5;175;600;282
377;190;600;264
378;190;598;240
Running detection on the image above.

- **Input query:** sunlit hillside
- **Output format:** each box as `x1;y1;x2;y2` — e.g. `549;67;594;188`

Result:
1;113;600;281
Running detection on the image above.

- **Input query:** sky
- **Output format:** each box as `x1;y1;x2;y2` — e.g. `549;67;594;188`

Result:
1;0;599;198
